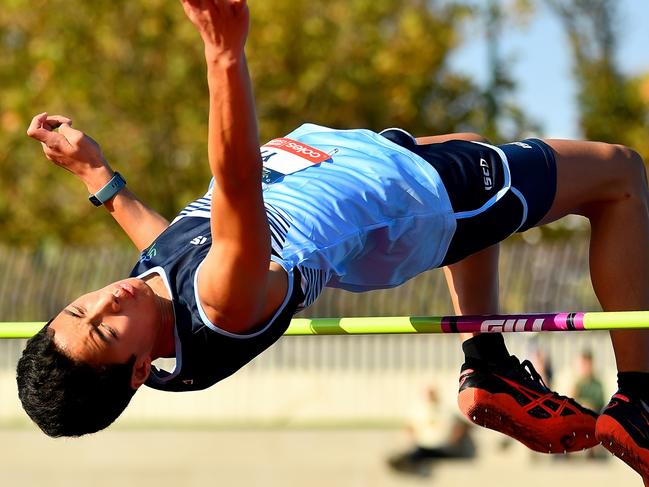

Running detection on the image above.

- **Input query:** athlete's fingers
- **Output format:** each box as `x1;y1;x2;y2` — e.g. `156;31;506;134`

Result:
180;0;211;25
26;113;72;153
26;112;49;139
57;122;84;145
44;115;73;130
26;112;59;146
181;0;208;10
40;142;56;161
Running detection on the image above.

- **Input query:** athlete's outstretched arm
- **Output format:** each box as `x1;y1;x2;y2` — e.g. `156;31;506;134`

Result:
181;0;282;333
26;113;169;251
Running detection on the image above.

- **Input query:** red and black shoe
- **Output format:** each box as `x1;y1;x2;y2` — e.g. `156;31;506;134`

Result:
458;356;599;453
596;392;649;479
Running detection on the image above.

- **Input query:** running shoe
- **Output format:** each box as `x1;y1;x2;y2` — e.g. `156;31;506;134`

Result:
458;355;599;453
596;392;649;479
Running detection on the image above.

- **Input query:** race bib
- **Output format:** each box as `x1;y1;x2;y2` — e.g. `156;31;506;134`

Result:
260;138;332;186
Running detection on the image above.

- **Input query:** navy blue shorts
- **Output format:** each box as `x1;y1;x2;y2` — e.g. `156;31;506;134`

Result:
380;130;557;266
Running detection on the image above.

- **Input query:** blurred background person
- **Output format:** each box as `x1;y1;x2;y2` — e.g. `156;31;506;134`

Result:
572;349;605;413
387;384;476;477
571;349;608;460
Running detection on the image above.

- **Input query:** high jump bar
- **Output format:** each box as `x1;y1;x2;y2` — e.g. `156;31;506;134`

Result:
2;310;649;338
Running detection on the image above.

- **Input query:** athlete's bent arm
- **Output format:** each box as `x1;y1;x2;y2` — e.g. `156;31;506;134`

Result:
26;113;169;251
181;0;284;334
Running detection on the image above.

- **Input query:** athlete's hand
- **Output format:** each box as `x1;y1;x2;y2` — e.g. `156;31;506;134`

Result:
27;112;114;192
180;0;249;61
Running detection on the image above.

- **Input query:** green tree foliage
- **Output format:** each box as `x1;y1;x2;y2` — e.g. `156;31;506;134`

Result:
481;0;539;141
247;0;482;138
1;0;210;247
0;0;522;247
546;0;649;157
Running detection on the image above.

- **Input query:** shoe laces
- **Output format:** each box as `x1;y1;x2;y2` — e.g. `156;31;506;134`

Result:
520;359;548;387
511;356;553;393
515;357;579;404
508;356;596;416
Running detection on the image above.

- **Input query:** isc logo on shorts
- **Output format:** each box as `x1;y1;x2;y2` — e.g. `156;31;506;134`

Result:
479;158;493;191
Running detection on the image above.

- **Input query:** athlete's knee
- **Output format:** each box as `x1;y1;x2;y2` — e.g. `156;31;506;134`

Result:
608;144;648;197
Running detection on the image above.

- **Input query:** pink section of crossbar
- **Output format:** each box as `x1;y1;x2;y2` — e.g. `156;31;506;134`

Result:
553;312;586;331
441;312;586;333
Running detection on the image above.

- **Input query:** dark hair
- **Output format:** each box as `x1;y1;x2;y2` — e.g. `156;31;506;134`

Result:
16;321;138;437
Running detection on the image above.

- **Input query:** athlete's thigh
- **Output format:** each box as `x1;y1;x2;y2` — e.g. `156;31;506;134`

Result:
538;139;640;225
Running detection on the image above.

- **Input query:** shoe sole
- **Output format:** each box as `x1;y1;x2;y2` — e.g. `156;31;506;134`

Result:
597;414;649;479
459;387;598;454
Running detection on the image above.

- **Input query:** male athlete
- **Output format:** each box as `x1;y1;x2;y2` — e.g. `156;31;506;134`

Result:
17;0;649;482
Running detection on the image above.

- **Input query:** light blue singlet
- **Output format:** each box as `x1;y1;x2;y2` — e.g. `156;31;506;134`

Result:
262;124;456;294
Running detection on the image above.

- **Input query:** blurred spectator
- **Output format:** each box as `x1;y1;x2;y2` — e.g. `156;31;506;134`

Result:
387;384;476;477
563;349;608;461
575;349;608;460
572;349;605;413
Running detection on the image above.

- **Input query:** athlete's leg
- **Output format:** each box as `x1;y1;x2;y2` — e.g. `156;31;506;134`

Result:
540;139;649;478
434;133;501;320
451;240;600;453
445;137;601;454
443;246;499;337
539;140;649;372
418;134;500;338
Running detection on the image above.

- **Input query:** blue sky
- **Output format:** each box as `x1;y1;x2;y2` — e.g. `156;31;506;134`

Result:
450;0;649;138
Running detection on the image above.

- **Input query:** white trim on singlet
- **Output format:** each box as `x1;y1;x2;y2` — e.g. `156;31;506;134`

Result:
192;258;294;339
453;141;513;220
136;266;182;383
171;209;211;222
378;127;417;145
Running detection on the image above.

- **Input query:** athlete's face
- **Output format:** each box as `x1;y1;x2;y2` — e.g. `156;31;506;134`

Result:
48;278;161;369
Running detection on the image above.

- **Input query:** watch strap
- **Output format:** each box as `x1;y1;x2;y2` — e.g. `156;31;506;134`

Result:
88;172;126;206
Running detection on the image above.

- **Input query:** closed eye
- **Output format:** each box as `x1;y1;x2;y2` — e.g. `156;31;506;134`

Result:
101;323;118;340
63;307;83;319
63;306;118;341
92;326;111;344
